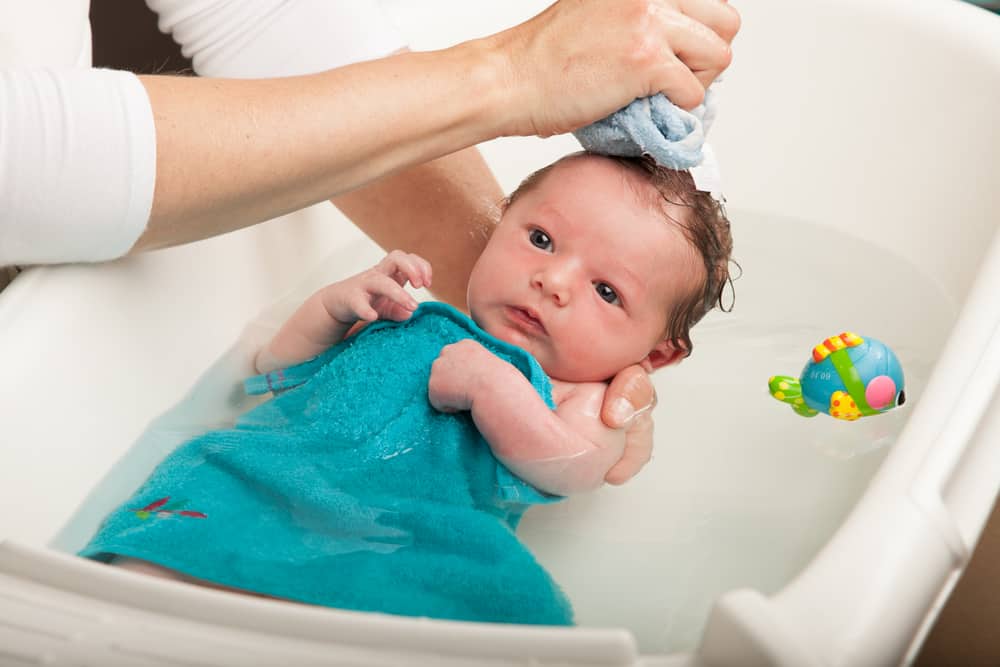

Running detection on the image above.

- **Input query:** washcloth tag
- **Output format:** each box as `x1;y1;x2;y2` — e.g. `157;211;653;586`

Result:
688;143;724;200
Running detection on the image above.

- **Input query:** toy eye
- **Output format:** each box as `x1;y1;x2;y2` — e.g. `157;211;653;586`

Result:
896;390;906;406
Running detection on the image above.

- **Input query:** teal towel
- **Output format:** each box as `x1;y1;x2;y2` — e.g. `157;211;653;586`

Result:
80;302;572;625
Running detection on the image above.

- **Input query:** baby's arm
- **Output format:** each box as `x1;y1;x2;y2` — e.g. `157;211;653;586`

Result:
255;251;431;373
429;340;626;496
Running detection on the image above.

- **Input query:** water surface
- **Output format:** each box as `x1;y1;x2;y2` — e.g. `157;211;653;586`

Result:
518;211;956;653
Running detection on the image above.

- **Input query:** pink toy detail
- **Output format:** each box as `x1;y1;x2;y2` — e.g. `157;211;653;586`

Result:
864;375;897;410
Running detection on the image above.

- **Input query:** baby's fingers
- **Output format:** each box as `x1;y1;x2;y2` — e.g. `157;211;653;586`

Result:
365;272;419;320
378;250;433;289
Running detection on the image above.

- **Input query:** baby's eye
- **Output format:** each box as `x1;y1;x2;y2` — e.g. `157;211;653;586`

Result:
595;282;620;305
529;229;552;251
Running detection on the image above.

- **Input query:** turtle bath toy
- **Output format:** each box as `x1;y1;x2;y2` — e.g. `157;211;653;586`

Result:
768;332;905;421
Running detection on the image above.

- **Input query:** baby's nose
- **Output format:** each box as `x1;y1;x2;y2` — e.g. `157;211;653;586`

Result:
531;266;573;306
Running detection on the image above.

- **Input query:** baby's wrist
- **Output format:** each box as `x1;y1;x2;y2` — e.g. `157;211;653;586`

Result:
468;355;519;411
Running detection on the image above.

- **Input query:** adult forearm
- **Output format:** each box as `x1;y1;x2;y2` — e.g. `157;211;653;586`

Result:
331;147;501;310
133;43;503;252
129;0;740;254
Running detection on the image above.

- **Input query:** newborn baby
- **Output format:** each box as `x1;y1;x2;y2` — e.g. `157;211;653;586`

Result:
80;152;733;626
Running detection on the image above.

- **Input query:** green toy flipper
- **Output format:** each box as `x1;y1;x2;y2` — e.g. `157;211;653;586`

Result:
768;375;819;418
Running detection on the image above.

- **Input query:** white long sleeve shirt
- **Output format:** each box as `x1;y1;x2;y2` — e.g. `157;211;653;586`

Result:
0;1;405;266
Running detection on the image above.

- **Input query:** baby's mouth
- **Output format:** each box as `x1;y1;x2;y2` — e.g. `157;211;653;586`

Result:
505;306;547;335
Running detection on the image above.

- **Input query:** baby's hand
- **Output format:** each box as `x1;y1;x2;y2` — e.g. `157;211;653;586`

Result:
322;250;432;325
257;251;431;374
428;340;499;413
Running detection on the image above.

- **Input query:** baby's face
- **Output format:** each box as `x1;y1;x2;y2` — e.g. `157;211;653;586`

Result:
467;156;702;382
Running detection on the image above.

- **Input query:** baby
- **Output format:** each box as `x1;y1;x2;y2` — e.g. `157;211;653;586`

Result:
79;152;732;626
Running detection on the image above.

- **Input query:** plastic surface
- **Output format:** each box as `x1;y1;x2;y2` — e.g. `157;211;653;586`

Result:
2;1;1000;665
0;541;636;666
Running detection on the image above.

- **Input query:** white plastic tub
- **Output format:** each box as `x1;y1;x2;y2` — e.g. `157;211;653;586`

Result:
3;1;1000;665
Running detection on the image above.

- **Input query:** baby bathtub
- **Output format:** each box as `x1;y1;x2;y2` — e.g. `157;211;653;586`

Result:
3;0;1000;664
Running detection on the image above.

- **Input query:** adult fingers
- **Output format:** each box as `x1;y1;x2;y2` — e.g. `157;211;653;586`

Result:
604;411;654;485
651;7;733;101
601;364;657;429
677;0;742;44
651;52;706;111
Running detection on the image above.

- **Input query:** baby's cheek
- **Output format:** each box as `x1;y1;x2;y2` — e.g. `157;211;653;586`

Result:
551;345;620;383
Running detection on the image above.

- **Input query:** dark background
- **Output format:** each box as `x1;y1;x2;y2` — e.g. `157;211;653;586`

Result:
90;0;190;72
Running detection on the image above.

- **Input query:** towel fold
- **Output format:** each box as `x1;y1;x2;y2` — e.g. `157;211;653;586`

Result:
573;88;717;169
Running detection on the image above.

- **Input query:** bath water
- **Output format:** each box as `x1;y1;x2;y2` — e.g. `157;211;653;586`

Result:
56;212;956;655
517;211;956;653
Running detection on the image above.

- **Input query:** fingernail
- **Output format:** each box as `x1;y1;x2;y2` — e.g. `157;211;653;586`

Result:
609;398;635;426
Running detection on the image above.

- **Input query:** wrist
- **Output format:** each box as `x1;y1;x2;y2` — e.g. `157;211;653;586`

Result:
452;33;524;139
465;368;490;414
467;354;518;414
316;287;357;327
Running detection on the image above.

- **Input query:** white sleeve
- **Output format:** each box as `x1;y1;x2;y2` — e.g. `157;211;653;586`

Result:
0;3;407;267
145;0;408;77
0;68;156;266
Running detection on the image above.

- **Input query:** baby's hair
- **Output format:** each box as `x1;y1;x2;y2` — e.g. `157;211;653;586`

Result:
505;152;735;357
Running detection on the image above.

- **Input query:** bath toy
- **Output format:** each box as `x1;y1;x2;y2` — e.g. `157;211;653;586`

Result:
768;332;905;421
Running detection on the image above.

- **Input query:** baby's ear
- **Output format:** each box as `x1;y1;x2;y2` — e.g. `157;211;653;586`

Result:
640;339;687;373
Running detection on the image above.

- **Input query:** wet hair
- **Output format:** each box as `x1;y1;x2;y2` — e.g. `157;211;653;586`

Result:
504;152;735;357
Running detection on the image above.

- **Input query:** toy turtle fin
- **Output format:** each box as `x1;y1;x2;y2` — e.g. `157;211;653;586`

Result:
768;375;819;418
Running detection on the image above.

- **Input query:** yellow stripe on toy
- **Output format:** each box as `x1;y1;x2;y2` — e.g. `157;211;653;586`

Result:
839;332;863;346
812;332;864;362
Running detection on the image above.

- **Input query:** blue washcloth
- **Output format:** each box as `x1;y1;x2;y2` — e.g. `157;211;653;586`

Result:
573;88;717;169
80;302;572;626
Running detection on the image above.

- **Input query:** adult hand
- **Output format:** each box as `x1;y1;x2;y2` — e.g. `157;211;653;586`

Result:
600;364;657;484
490;0;740;137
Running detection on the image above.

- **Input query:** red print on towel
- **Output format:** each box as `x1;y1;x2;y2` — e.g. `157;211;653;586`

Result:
130;496;207;520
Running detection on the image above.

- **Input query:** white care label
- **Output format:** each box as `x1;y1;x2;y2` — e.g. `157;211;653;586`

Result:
688;143;724;200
